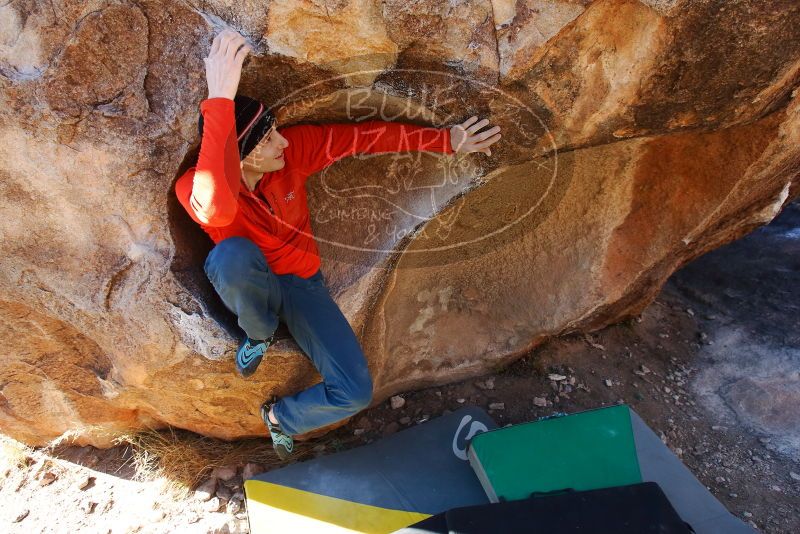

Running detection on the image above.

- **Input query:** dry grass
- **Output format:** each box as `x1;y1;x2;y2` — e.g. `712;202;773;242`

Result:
9;422;358;501
110;426;346;496
0;434;35;472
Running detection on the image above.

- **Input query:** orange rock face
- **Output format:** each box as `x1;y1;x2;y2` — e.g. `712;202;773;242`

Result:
1;0;799;446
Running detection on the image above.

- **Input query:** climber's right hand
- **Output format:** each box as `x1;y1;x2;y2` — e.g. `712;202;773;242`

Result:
204;29;252;100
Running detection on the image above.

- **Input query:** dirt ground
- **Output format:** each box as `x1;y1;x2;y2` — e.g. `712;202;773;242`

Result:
1;203;799;533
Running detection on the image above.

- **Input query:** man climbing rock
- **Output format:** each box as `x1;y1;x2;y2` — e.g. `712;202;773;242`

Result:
175;29;502;459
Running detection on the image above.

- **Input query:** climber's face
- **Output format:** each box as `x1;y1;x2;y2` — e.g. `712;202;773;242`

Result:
241;125;290;174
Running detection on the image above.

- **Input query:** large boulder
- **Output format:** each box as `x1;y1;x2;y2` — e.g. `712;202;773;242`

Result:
1;0;799;447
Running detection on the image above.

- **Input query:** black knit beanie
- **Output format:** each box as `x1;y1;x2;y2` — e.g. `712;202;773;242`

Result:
197;95;275;160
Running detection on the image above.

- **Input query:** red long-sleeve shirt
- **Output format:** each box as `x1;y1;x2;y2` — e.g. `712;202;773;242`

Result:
175;98;454;278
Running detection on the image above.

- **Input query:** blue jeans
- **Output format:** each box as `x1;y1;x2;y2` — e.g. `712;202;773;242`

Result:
203;237;373;436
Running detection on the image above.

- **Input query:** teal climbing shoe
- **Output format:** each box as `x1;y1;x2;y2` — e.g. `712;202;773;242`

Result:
235;334;274;378
260;400;294;460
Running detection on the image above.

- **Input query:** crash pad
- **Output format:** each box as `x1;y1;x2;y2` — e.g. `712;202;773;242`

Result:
243;406;497;533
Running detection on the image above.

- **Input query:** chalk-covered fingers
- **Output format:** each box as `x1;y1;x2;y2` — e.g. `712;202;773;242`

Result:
474;125;501;142
449;115;502;155
460;116;479;130
466;118;490;135
223;32;246;58
233;41;250;69
209;31;223;56
204;29;252;100
208;30;248;62
475;133;501;155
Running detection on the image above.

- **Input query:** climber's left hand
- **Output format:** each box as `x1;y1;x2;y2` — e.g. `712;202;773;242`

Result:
450;117;502;156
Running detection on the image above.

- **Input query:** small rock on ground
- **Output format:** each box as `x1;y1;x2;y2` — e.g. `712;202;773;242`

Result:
226;518;249;534
216;484;233;501
39;471;57;486
242;462;264;480
80;500;97;514
475;378;495;390
226;498;242;515
147;510;166;522
195;478;217;502
13;509;30;523
204;496;222;513
211;466;237;481
76;475;95;491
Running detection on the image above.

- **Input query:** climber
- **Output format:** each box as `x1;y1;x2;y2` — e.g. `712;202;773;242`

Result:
174;29;502;460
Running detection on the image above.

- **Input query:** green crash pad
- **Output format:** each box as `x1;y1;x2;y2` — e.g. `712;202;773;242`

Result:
461;405;752;534
467;404;642;502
